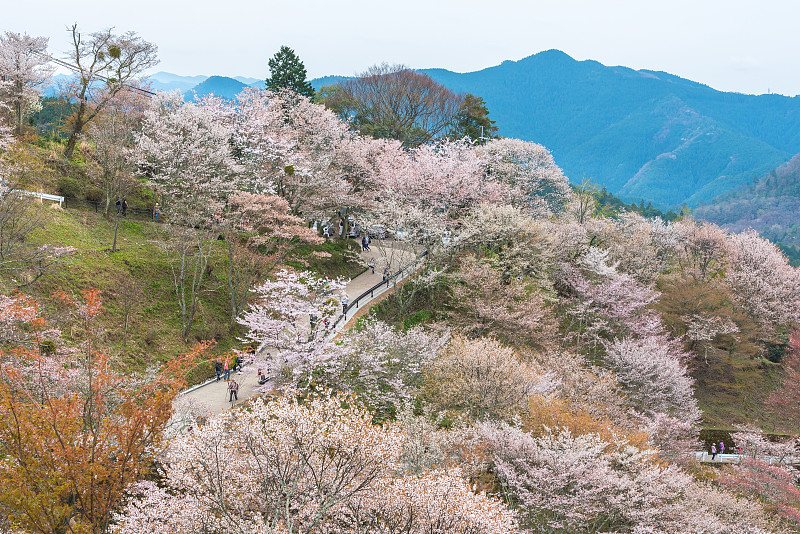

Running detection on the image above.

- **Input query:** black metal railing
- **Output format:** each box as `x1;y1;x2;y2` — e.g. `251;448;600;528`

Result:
331;249;429;331
62;197;164;221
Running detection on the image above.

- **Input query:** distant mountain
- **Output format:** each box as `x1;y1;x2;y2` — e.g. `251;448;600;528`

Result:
410;50;800;207
148;71;208;93
311;75;350;90
185;76;248;101
232;76;261;85
694;154;800;253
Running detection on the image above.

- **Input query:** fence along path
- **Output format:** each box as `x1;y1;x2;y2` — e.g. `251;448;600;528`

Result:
178;243;426;415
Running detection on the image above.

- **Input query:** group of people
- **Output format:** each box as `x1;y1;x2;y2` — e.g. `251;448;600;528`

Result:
114;198;128;217
361;234;371;251
113;198;163;221
214;353;249;402
709;441;741;460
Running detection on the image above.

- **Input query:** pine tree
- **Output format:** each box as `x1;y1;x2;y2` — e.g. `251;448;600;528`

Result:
449;93;498;144
265;45;315;98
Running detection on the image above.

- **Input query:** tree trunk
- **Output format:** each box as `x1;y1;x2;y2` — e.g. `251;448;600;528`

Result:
64;102;87;160
111;216;120;251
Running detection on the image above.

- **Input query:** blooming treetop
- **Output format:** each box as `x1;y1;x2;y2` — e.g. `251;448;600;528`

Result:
238;269;346;384
320;319;448;412
603;335;699;421
0;32;54;133
233;88;355;220
724;229;800;335
113;392;517;534
480;137;573;216
479;422;773;533
136;91;240;225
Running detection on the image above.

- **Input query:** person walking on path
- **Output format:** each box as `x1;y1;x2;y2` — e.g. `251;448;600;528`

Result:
154;203;161;221
115;198;121;215
121;198;128;218
228;379;239;402
383;266;389;284
361;236;368;251
214;359;222;382
369;258;375;275
223;359;230;381
711;444;717;461
342;295;349;315
719;441;725;456
364;235;371;251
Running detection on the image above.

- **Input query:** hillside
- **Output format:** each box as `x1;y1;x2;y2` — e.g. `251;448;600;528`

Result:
695;153;800;261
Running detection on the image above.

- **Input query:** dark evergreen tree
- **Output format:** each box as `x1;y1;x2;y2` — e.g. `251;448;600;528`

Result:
449;93;498;144
266;46;315;98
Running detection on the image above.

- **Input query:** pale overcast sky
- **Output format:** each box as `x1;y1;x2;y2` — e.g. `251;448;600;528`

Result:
6;0;800;95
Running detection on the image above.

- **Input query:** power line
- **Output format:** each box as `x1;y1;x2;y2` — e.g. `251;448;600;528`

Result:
32;50;156;98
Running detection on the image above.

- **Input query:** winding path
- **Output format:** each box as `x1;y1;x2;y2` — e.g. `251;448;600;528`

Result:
178;242;421;414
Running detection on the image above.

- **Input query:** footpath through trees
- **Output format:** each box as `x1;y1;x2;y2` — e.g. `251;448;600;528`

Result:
178;242;420;414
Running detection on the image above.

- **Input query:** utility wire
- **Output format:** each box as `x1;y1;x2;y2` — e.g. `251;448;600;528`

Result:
33;50;156;98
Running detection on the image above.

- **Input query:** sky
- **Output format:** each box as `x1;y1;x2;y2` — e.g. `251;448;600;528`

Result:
5;0;800;96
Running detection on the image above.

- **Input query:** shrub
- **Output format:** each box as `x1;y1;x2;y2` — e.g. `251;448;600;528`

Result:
56;176;81;198
85;186;104;202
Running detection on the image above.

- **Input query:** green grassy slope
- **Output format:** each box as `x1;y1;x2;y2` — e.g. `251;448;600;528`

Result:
3;204;364;383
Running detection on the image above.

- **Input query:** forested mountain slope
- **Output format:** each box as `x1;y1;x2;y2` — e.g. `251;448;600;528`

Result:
416;50;800;207
695;153;800;256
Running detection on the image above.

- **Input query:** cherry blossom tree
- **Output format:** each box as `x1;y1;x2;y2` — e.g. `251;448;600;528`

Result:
720;458;800;528
112;391;516;534
595;211;679;283
449;257;558;349
563;263;662;351
220;191;322;322
238;269;346;387
458;203;556;283
682;312;740;363
136;91;239;337
479;423;774;533
423;335;551;421
724;229;800;336
730;425;798;462
603;335;699;422
528;349;633;429
0;31;54;135
319;320;448;417
479;137;573;216
137;91;238;225
364;138;511;262
0;289;206;534
233;88;356;222
670;219;729;281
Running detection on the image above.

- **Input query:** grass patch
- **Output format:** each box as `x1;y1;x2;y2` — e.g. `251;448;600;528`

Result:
3;207;239;382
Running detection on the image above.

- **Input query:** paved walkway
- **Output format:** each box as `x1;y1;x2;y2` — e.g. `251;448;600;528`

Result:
695;452;799;466
177;242;421;416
